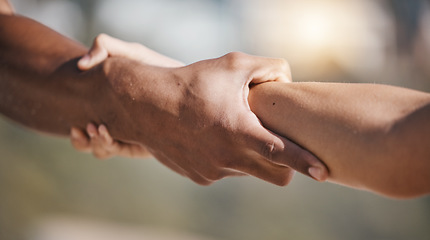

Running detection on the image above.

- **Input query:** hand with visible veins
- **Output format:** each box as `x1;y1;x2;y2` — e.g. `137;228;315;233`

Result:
70;34;328;185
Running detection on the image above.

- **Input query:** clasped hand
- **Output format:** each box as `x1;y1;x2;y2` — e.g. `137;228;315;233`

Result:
70;34;327;185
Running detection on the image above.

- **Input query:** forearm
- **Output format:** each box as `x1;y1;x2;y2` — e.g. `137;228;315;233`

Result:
249;82;430;198
0;14;128;137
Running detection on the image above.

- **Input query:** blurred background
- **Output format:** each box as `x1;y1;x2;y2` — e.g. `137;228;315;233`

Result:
1;0;430;239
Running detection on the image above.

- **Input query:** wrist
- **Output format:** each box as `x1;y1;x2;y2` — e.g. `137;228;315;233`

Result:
88;57;140;142
100;57;187;146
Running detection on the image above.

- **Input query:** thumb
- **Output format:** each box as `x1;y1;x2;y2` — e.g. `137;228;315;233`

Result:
245;120;329;181
77;33;140;70
70;127;91;152
77;38;109;71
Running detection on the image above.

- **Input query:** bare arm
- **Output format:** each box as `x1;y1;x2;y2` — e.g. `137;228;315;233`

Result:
0;13;112;135
0;0;134;136
249;82;430;198
0;9;181;143
0;8;328;185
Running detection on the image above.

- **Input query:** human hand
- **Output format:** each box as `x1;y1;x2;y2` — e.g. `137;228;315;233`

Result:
72;34;184;160
70;123;151;159
78;34;183;70
74;34;328;185
148;52;327;185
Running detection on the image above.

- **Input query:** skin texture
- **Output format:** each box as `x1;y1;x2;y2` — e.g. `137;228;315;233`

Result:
77;35;430;199
0;2;328;186
249;82;430;198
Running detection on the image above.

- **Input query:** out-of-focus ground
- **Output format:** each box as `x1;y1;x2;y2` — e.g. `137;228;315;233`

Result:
1;0;430;239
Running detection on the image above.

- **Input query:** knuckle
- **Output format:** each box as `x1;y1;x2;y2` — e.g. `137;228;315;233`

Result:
261;140;278;161
187;171;214;186
274;58;291;80
223;52;248;70
274;169;294;186
93;34;111;50
203;170;223;181
262;138;303;170
94;33;108;45
276;58;290;70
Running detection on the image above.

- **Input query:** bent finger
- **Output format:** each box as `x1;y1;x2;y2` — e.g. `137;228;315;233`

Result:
78;35;110;70
98;124;152;158
225;154;295;186
243;53;292;83
242;120;328;181
70;127;91;152
221;52;292;84
86;123;114;159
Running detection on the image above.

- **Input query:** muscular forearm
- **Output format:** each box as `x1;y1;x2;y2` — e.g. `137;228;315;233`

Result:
249;82;430;198
0;14;131;138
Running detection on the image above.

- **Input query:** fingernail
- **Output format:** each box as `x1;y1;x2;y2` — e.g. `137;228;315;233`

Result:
87;124;97;138
308;167;324;181
99;125;109;139
78;54;90;67
99;125;107;134
70;128;79;138
88;128;97;138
